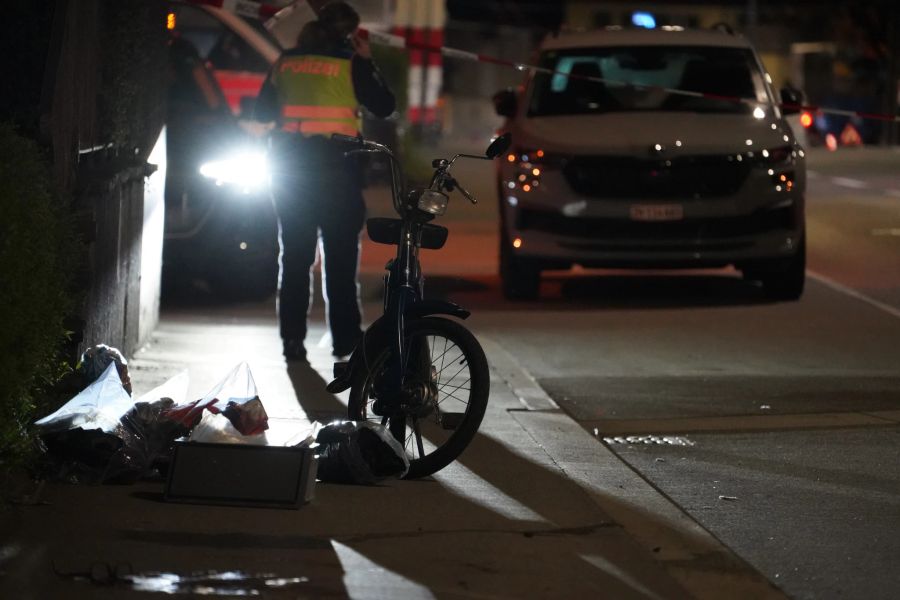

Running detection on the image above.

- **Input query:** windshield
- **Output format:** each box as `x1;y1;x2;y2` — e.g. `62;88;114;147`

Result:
528;45;767;117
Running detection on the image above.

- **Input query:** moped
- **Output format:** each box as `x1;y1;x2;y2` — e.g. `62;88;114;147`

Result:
327;132;512;478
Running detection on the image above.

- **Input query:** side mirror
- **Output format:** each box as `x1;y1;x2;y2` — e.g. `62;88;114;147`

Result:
780;86;803;115
485;132;512;159
492;89;518;118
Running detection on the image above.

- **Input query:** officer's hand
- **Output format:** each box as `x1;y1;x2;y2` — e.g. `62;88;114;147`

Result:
349;33;372;60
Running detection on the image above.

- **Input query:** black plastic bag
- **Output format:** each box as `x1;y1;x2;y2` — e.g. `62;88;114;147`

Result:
107;398;193;482
35;368;191;483
39;428;125;484
315;421;409;485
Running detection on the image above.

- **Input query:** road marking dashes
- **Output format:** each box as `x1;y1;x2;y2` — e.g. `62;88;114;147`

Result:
831;176;868;189
808;270;900;320
871;228;900;236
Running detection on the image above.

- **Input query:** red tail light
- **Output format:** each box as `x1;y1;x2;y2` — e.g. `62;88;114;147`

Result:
800;111;813;128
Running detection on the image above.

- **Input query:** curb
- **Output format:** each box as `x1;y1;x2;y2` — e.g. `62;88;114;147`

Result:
481;335;787;600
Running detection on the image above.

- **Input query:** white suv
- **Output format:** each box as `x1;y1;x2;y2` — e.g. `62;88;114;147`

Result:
493;27;806;300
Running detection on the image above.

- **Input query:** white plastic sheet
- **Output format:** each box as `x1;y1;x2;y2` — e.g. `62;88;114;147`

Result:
34;363;133;433
164;362;269;435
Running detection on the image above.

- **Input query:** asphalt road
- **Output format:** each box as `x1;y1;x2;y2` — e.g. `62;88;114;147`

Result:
422;146;900;600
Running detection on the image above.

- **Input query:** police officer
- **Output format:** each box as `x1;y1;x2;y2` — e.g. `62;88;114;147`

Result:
255;2;395;362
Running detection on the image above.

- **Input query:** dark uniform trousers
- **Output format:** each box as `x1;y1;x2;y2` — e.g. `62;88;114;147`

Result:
269;133;365;354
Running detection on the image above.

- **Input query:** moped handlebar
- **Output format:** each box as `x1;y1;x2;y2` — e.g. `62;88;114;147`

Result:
330;132;511;214
441;176;477;204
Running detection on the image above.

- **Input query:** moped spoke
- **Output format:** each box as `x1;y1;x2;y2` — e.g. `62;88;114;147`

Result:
429;343;463;376
438;361;470;388
436;385;471;407
437;376;471;395
434;354;466;382
412;417;425;458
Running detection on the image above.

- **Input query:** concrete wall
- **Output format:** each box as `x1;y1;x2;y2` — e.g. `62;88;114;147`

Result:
140;129;167;349
74;152;161;359
41;0;168;361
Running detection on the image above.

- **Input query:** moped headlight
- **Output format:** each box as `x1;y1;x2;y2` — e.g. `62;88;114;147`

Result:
417;190;449;215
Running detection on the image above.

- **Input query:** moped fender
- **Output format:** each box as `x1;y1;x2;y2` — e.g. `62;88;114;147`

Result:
405;299;470;320
324;301;470;393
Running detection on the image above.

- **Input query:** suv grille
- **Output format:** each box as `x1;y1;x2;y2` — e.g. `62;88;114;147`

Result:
517;206;796;240
563;155;752;199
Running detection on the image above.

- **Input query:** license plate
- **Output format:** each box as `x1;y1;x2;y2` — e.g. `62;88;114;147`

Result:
629;204;684;221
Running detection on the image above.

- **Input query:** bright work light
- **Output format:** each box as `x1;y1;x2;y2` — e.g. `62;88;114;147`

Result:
199;149;270;194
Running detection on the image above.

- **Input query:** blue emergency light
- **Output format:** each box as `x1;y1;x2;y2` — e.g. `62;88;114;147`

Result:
632;12;656;29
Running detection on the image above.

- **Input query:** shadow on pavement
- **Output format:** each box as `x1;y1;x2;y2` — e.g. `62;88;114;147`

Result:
285;362;347;424
272;363;703;598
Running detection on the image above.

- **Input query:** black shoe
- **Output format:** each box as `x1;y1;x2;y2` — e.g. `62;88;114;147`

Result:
283;339;307;363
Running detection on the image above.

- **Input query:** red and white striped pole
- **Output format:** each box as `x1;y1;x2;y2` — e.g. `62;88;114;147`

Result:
182;0;900;127
404;0;426;129
423;0;445;129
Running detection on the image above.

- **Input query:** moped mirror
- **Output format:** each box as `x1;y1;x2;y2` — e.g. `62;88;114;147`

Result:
485;132;512;159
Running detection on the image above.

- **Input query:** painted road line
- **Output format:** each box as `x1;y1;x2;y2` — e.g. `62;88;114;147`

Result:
587;411;898;436
807;270;900;321
480;334;786;599
830;177;868;189
885;189;900;198
871;228;900;237
507;409;784;598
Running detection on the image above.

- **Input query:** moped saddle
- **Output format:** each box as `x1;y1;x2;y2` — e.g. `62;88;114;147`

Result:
367;217;448;250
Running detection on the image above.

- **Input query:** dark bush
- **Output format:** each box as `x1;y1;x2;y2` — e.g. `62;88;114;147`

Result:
0;123;79;473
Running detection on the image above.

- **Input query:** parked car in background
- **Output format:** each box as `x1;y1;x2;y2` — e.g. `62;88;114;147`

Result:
164;2;285;298
164;1;395;298
169;1;284;116
493;27;807;301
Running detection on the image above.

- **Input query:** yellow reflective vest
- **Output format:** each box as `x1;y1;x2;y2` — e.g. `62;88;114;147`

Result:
271;52;361;137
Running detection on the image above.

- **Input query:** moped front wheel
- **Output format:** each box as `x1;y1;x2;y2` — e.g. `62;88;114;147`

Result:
347;317;489;479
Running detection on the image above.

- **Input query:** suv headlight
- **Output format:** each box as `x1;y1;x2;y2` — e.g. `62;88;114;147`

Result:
759;145;793;165
756;145;799;193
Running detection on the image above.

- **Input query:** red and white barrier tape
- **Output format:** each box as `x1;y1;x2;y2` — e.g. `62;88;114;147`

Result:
360;28;900;124
177;0;900;124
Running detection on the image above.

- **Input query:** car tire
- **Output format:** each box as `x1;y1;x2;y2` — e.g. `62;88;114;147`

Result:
759;237;806;301
500;236;541;300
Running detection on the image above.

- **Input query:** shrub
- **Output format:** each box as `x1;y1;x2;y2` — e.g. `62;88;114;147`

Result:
0;123;78;473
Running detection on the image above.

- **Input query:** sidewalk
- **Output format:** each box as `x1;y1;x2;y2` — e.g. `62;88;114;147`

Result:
1;278;784;599
1;160;788;598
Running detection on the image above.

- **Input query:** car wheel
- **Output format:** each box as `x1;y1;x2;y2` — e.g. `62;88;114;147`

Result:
500;236;541;300
760;237;806;301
